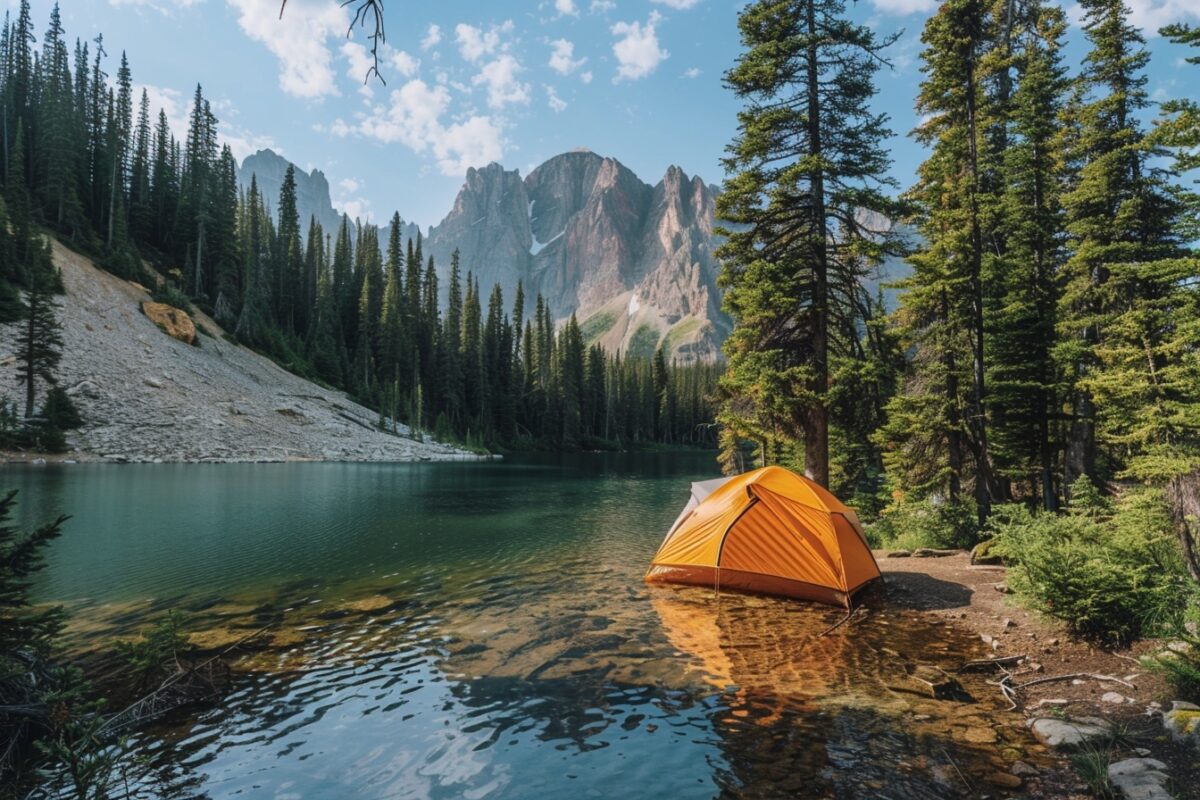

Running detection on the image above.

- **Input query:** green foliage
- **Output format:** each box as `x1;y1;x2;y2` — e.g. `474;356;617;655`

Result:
1146;636;1200;703
150;279;194;314
0;490;68;677
115;610;192;690
869;500;980;551
41;386;82;430
717;0;902;488
990;484;1191;645
626;324;660;361
579;311;617;344
32;666;123;800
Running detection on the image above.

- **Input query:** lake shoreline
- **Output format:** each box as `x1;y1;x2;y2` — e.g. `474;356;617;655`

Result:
875;550;1198;798
0;447;498;465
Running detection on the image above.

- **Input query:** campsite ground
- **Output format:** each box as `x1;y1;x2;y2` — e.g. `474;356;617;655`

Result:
872;550;1198;799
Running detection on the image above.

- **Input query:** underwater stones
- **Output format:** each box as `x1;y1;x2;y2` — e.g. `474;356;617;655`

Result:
1027;716;1112;750
903;664;971;700
1162;701;1200;746
962;726;998;744
189;627;255;651
342;594;394;613
984;771;1022;789
1107;758;1172;800
1010;760;1038;777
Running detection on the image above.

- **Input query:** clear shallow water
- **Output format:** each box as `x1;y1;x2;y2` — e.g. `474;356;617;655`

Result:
4;455;1045;799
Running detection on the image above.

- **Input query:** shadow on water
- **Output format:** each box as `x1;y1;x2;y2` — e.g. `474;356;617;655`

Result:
12;455;1051;798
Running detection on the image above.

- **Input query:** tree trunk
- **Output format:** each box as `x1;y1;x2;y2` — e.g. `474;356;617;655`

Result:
964;31;993;524
803;0;830;488
1166;472;1200;584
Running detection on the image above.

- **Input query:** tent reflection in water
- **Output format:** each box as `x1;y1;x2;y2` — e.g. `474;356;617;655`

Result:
645;466;881;608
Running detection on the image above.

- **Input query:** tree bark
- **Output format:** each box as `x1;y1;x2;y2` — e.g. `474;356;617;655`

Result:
1166;473;1200;585
803;0;830;488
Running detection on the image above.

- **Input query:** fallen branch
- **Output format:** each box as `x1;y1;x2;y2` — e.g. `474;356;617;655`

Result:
958;654;1025;673
1015;672;1136;690
100;622;275;735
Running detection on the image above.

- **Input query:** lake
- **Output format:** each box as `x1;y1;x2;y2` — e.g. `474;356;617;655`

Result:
4;454;1044;799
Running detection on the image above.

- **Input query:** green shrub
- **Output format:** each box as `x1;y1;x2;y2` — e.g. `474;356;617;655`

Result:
41;387;82;431
989;484;1190;646
115;610;192;690
869;499;980;551
150;280;193;313
1146;635;1200;702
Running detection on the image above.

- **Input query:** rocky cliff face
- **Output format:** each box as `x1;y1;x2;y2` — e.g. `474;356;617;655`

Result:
239;148;731;362
426;150;729;362
238;149;422;245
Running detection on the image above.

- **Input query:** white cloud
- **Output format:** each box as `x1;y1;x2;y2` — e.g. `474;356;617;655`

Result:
341;41;377;95
868;0;937;13
335;193;372;222
546;85;568;112
109;0;203;10
555;0;579;17
421;24;442;51
344;44;419;92
330;79;505;176
338;177;361;194
455;20;514;63
611;11;668;82
1098;0;1200;32
473;54;531;109
651;0;701;8
228;0;344;99
581;70;594;84
589;0;616;12
683;67;700;79
222;125;279;162
138;84;189;142
390;50;420;78
138;83;274;162
549;39;587;75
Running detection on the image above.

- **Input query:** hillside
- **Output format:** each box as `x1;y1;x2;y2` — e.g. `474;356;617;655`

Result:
0;241;474;464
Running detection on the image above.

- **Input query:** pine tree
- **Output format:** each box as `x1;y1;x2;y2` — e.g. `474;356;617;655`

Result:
1057;0;1187;485
718;0;901;486
987;0;1068;509
16;238;63;418
274;164;303;332
440;248;464;423
884;0;1007;520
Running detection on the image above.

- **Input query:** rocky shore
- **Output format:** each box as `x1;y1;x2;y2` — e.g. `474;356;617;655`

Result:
877;550;1199;799
0;241;482;464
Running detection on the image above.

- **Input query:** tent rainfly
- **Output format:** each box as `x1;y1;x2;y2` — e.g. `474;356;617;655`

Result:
645;466;881;608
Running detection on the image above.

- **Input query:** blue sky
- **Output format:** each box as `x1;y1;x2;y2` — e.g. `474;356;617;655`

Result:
39;0;1200;229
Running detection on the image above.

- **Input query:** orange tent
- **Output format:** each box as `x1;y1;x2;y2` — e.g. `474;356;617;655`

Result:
645;466;881;607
